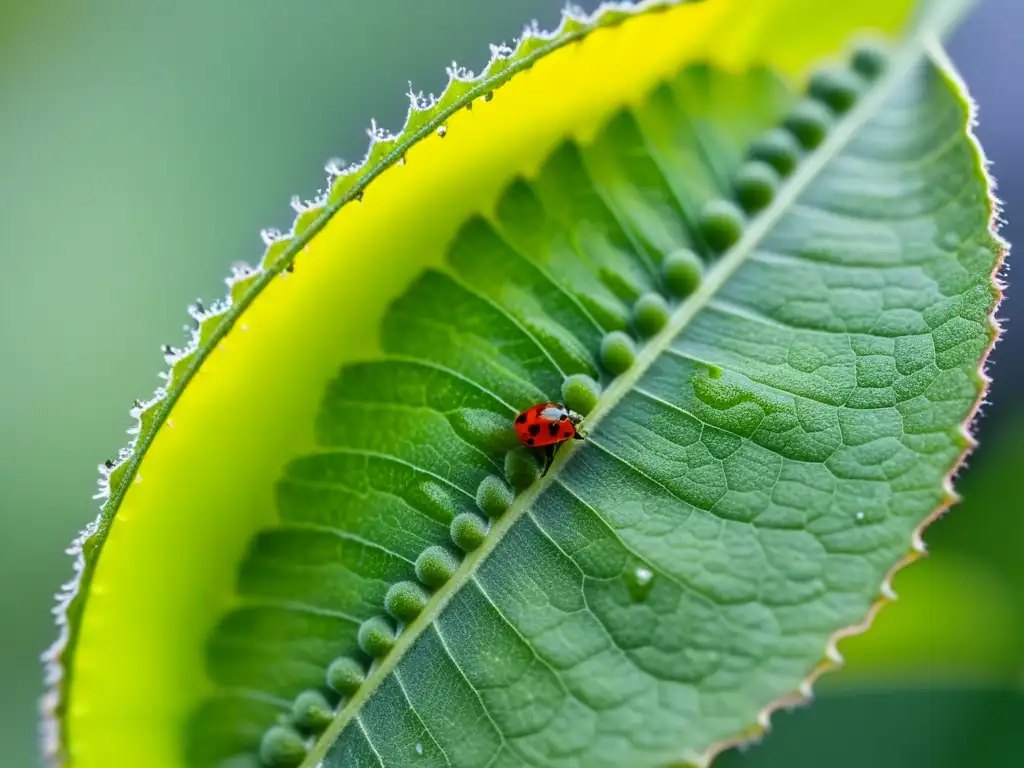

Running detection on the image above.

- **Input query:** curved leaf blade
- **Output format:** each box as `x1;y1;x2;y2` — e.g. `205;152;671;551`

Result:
319;59;993;768
193;42;999;768
48;2;1004;768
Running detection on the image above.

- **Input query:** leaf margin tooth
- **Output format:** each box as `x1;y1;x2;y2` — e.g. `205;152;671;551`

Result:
41;3;701;763
43;1;1002;766
692;33;1008;768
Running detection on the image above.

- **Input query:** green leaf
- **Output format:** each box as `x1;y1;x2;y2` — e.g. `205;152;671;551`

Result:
49;2;1003;768
834;411;1024;684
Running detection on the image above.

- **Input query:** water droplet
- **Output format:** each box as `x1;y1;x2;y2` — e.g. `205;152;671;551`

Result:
436;124;448;138
407;86;438;111
415;743;423;755
367;119;393;143
259;228;283;246
489;43;513;60
624;565;655;602
855;511;866;523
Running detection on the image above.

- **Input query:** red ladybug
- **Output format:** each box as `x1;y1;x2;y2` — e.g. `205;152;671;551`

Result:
514;401;587;475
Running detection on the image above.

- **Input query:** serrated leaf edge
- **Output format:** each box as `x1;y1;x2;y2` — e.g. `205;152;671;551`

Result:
42;2;1003;767
38;1;697;764
691;37;1008;768
290;14;1002;768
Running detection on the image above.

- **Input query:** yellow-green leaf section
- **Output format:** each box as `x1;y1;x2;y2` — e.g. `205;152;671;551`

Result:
49;1;992;767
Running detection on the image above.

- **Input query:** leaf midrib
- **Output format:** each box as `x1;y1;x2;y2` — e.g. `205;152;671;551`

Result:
300;27;949;768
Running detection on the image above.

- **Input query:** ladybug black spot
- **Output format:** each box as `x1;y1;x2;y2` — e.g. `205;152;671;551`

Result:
528;424;541;436
515;413;527;424
526;438;535;446
548;423;560;437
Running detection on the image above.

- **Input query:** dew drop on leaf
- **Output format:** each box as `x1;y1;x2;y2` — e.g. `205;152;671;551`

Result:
415;743;423;755
260;228;283;247
625;566;655;602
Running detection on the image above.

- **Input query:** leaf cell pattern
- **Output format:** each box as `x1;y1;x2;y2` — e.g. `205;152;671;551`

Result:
188;53;999;768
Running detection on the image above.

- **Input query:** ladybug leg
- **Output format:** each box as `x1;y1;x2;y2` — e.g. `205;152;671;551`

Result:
541;444;557;477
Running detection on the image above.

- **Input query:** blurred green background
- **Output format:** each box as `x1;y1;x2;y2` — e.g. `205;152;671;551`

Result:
0;1;1019;766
